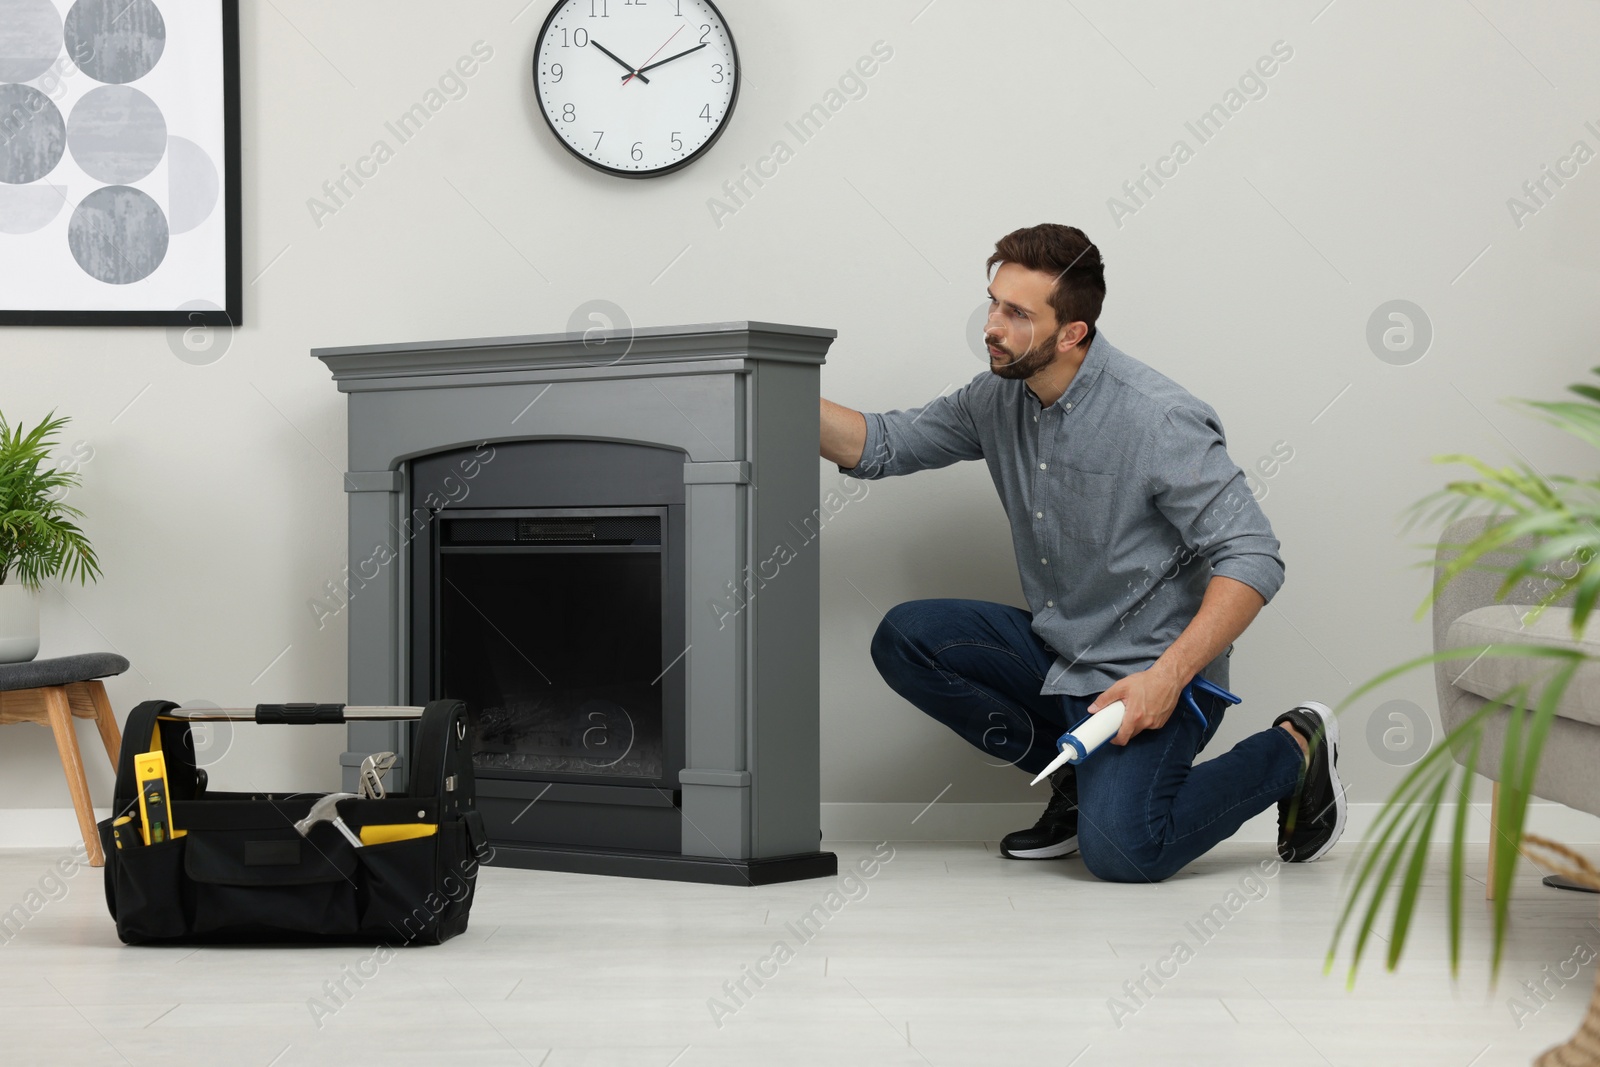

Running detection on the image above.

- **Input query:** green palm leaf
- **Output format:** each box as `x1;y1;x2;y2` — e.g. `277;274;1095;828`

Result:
0;411;100;590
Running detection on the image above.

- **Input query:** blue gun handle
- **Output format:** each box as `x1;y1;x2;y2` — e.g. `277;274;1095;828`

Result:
1190;675;1242;705
1180;677;1242;731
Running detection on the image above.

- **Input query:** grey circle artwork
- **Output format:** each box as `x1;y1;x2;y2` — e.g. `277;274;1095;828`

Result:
0;0;63;82
1366;299;1433;366
567;299;635;367
1365;698;1434;767
0;182;66;233
166;299;233;365
67;184;168;284
166;136;219;234
0;83;66;184
68;84;166;183
63;0;166;85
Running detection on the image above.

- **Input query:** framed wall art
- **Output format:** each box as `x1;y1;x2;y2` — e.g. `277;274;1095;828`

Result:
0;0;241;326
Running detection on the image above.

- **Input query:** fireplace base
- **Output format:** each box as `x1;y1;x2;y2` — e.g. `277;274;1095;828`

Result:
487;842;838;886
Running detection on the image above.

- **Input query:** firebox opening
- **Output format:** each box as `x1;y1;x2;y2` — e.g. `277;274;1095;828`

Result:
438;544;665;781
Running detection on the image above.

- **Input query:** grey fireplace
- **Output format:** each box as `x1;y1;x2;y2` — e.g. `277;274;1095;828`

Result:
313;322;837;885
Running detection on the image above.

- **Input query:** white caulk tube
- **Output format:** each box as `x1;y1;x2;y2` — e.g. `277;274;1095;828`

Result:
1029;700;1126;786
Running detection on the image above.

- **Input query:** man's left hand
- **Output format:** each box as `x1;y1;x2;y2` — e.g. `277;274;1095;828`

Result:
1086;667;1185;746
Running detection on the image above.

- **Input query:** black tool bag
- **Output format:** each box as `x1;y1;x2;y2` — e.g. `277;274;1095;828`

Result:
98;700;486;946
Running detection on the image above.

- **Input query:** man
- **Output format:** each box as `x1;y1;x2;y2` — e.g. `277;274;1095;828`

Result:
819;223;1344;882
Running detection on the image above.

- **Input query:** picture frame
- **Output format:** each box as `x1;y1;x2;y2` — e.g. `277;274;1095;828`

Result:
0;0;241;327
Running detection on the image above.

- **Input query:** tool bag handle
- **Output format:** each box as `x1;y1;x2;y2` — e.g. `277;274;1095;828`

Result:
156;705;424;722
114;698;470;814
113;699;197;816
254;702;345;724
408;699;472;813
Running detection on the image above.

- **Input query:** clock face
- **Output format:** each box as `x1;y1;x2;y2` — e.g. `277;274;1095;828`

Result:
533;0;740;178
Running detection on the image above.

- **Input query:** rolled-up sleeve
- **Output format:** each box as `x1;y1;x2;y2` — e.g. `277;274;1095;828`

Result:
837;375;986;480
1144;402;1285;603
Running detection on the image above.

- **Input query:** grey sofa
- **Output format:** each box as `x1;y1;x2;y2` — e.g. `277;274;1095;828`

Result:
1433;515;1600;891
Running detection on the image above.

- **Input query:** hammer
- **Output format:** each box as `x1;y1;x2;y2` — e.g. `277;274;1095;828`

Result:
294;792;364;848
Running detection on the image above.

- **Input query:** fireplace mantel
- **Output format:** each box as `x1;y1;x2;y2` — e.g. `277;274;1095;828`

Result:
314;321;837;884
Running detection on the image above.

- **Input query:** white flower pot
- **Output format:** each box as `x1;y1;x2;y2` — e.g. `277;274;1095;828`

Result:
0;583;41;664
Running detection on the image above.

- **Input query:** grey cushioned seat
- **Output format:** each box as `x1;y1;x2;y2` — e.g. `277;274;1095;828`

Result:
1448;605;1600;727
0;652;130;693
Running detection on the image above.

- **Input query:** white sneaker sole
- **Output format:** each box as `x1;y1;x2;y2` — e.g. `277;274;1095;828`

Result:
1295;700;1346;862
1001;835;1080;860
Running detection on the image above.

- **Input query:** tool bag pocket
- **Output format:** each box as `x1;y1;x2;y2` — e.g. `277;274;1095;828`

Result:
184;820;361;939
358;808;487;945
99;819;190;942
356;834;450;942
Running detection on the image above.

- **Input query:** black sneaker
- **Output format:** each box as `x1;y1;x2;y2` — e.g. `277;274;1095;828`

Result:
1000;766;1079;859
1274;701;1346;862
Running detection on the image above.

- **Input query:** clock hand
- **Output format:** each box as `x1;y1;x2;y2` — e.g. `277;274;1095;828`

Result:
589;39;650;84
621;25;685;86
622;41;709;80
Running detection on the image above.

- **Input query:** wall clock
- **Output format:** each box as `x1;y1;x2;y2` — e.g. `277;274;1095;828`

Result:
532;0;739;179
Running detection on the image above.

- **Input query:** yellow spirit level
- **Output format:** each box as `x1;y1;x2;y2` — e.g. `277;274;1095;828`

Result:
133;750;185;844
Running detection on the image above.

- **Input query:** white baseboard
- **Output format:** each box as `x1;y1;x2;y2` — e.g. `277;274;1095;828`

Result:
0;808;111;850
4;804;1596;851
820;802;1600;845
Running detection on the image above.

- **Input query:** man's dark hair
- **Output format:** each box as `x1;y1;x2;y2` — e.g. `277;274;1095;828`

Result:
986;224;1106;346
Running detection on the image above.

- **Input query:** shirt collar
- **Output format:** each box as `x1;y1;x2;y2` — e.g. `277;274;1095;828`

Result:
1026;328;1110;410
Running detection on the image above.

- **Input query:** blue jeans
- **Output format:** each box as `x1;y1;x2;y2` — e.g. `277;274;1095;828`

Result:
869;598;1305;883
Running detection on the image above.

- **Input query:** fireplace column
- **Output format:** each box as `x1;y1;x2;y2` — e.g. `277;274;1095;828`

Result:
339;468;408;791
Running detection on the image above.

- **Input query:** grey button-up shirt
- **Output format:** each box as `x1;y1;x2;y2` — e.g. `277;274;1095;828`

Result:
838;329;1284;696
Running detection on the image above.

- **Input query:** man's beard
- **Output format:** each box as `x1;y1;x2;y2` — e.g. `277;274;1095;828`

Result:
985;325;1060;380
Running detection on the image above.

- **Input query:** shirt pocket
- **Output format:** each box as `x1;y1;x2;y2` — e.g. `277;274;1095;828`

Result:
1058;465;1118;545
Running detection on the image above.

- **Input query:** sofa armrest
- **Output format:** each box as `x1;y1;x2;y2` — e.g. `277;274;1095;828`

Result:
1433;514;1579;712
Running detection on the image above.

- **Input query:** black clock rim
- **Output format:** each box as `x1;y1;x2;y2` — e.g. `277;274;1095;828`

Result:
531;0;741;180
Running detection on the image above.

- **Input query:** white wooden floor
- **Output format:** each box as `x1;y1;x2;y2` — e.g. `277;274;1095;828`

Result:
2;840;1596;1066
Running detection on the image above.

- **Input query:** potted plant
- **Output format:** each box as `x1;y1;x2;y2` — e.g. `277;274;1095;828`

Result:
0;412;100;662
1328;367;1600;1064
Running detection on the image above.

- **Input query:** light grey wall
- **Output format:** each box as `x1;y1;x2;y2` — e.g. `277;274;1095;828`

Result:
5;1;1598;814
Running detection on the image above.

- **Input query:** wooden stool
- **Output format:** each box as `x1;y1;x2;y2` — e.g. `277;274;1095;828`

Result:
0;653;129;867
